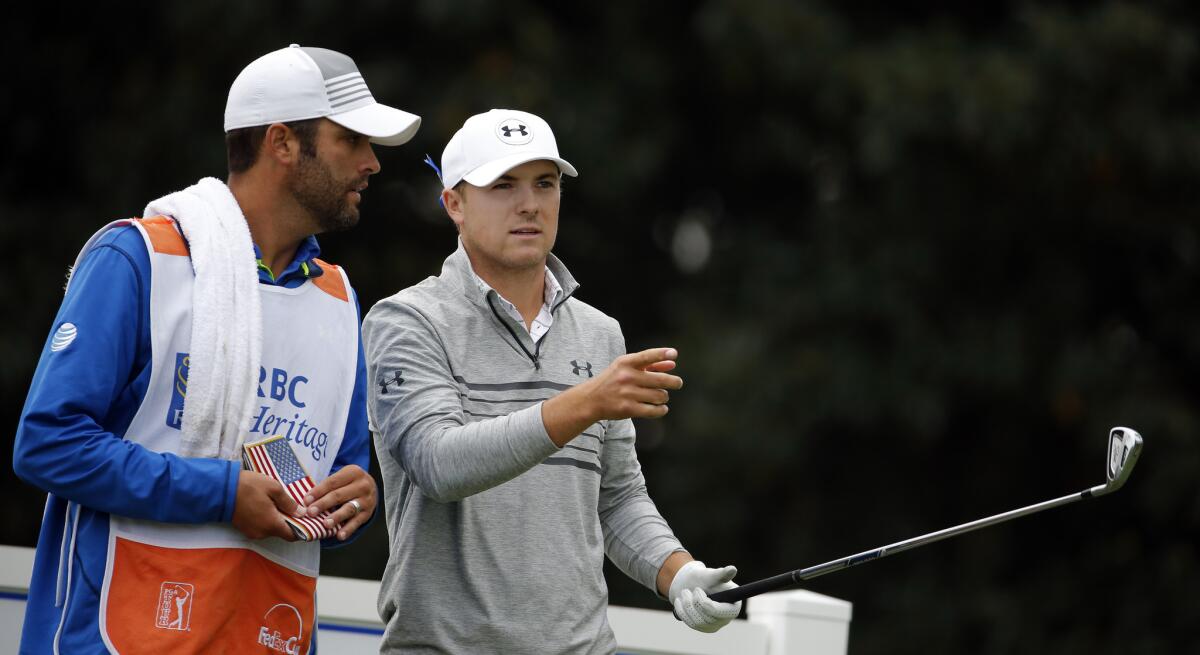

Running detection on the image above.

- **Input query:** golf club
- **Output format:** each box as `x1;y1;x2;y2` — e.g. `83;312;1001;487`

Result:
684;426;1143;612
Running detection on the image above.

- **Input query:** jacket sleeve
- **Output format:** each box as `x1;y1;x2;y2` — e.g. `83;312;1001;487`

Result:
322;287;377;548
13;229;238;524
596;329;685;593
362;298;559;503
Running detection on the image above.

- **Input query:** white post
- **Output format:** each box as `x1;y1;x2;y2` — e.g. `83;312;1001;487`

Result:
747;590;853;655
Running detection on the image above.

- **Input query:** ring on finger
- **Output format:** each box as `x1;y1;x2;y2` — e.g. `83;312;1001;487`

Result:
347;498;363;517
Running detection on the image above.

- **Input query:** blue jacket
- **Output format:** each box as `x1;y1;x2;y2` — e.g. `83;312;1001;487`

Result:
13;225;372;653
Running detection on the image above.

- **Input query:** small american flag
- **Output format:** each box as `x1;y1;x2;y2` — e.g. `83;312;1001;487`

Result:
242;435;335;542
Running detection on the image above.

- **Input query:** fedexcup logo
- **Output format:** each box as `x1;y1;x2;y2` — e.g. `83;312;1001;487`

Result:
496;117;533;145
258;603;303;654
50;323;77;352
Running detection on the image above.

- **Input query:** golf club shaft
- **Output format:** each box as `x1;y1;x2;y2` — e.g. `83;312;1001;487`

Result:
708;484;1105;605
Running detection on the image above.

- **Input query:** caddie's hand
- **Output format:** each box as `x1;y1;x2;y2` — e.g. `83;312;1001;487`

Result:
302;464;377;541
583;347;683;420
232;470;301;541
669;561;741;633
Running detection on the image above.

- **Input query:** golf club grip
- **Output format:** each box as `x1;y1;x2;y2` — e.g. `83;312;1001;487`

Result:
710;570;796;604
671;570;796;621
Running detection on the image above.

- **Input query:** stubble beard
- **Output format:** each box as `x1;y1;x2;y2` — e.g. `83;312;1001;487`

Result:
288;153;360;233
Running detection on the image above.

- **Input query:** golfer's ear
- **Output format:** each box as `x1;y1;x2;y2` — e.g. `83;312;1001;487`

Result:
443;188;466;228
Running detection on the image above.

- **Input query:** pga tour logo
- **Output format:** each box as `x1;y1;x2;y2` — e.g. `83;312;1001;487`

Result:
155;581;193;631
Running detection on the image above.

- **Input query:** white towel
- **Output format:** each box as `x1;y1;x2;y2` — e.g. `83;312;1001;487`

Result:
143;177;262;460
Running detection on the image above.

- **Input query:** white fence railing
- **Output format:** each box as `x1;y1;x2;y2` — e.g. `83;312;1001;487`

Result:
0;545;851;654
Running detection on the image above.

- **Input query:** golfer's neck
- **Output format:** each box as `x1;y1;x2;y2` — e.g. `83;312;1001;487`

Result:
474;261;546;328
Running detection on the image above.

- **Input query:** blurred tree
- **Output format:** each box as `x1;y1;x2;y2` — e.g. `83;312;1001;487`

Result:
3;1;1197;652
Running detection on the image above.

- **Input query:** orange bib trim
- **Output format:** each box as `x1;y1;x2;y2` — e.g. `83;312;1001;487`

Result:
104;537;316;654
310;258;349;302
138;216;189;257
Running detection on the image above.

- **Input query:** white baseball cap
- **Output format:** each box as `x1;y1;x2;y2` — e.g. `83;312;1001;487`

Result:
439;109;578;190
224;44;420;146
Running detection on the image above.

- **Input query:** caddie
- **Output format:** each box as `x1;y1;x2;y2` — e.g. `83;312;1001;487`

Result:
13;44;419;653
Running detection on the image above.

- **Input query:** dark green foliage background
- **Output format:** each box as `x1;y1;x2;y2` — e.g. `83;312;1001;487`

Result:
3;2;1197;652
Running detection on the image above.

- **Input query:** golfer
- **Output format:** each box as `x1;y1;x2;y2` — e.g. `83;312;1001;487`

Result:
363;109;740;653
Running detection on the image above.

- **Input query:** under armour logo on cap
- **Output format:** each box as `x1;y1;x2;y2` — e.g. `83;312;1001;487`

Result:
496;118;534;145
438;109;579;190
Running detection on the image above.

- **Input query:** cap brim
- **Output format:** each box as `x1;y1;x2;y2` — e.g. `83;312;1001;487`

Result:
459;152;579;188
328;102;421;146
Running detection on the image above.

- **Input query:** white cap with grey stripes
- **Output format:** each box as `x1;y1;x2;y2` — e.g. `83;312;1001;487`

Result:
224;44;420;146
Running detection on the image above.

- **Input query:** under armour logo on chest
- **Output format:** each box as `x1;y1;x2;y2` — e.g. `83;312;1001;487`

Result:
570;360;594;377
379;370;404;394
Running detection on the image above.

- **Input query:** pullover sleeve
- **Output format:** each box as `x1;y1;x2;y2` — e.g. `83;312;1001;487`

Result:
362;298;559;503
13;229;238;524
599;417;685;593
596;329;685;592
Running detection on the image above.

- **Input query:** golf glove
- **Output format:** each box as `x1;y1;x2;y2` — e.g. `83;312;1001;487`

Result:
669;560;741;633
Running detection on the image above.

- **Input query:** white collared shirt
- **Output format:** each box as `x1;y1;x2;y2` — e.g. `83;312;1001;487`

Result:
473;267;564;343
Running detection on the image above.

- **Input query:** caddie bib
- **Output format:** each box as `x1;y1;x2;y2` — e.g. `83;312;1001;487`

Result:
77;217;357;654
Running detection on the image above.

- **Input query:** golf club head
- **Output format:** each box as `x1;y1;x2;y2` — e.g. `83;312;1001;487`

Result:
1096;426;1142;496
